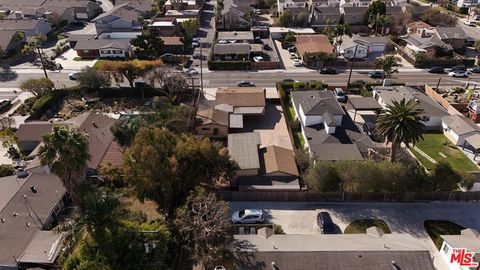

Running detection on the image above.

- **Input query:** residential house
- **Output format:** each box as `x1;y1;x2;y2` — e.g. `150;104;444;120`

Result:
164;0;203;11
116;0;157;13
340;0;370;7
17;112;122;175
149;17;181;36
341;6;368;24
338;34;388;59
195;100;231;138
373;86;449;129
385;5;404;21
164;9;201;20
309;0;340;8
42;0;101;20
0;30;25;56
442;114;480;146
406;20;434;34
468;100;480;123
74;38;134;58
296;34;334;60
455;0;479;8
269;27;316;39
233;226;435;270
435;27;466;50
277;0;308;14
310;7;341;26
92;3;144;33
218;31;255;43
213;43;251;60
440;228;480;270
163;36;184;53
291;90;373;160
0;173;67;269
402;4;431;20
220;0;250;29
402;27;452;58
284;6;311;20
0;19;52;40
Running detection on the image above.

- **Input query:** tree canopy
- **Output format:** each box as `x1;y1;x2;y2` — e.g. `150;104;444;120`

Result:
421;8;457;27
130;30;164;59
20;78;54;97
100;60;163;87
77;66;111;90
364;0;386;24
374;55;401;79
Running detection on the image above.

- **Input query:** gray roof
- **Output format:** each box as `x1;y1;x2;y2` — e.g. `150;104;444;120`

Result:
229;114;244;128
356;35;388;44
386;5;403;15
342;6;368;14
442;114;480;136
18;230;64;264
348;97;382;111
0;19;49;30
402;34;437;50
218;31;254;41
0;173;66;267
310;143;364;160
228;132;261;170
465;134;480;150
313;6;341;15
291;90;345;116
213;43;250;55
93;3;142;21
373;86;448;118
16;122;54;142
435;27;466;40
0;176;27;211
74;39;132;50
0;30;20;50
441;228;480;252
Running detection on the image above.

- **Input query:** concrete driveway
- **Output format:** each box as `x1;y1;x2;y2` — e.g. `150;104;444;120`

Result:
55;49;97;70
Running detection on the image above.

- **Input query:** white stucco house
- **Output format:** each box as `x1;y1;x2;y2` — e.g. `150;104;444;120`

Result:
440;228;480;270
442;114;480;146
373;86;449;130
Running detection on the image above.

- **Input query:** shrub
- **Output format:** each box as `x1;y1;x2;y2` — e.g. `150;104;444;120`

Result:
0;165;15;177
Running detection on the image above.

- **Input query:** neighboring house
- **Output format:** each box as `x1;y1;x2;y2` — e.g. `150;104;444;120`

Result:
228;132;262;177
213;43;251;60
340;0;370;7
195;100;231;138
163;36;184;53
34;5;76;25
17;112;122;175
218;31;254;43
441;114;480;146
233;226;436;270
440;228;480;270
467;100;480;123
0;30;25;56
296;34;334;59
385;5;403;21
149;17;181;36
309;0;340;8
341;6;368;24
455;0;479;8
164;0;203;10
277;0;308;14
221;0;250;29
0;19;52;40
116;0;157;13
310;6;341;26
402;27;457;58
164;9;201;20
74;39;134;58
0;173;67;269
373;86;449;129
269;27;316;39
435;27;466;50
92;3;144;33
291;90;373;160
402;4;431;20
406;20;434;34
338;35;387;59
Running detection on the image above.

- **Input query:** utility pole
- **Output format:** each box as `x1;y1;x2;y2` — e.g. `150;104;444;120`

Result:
37;46;48;79
435;77;442;91
346;45;358;94
199;42;204;94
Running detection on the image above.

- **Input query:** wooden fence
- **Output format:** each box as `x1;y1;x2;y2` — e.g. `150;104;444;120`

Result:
216;190;480;202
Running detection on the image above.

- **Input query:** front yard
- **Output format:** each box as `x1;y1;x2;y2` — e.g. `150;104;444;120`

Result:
411;133;478;172
344;219;391;234
424;220;465;249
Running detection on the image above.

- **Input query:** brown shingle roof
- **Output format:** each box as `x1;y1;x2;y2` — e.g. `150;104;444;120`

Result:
262;145;298;176
0;30;20;50
196;100;230;126
163;36;183;46
16;122;54;142
99;141;124;167
0;19;45;30
216;87;266;108
296;34;334;56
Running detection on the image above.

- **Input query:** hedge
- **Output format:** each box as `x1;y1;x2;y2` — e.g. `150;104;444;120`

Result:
207;61;250;70
31;90;72;115
0;165;15;177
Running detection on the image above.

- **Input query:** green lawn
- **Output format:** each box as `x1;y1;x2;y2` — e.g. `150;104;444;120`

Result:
414;133;478;172
93;59;108;69
424;220;465;249
284;101;296;121
293;129;305;149
410;148;436;171
344;219;391;234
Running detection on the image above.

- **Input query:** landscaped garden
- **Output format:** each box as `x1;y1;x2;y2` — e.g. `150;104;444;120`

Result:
410;133;478;172
424;220;465;249
344;219;391;234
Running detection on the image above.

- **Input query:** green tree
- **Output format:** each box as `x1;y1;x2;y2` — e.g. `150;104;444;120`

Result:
303;52;336;67
175;187;231;268
415;51;428;61
181;19;201;44
0;129;16;148
364;0;386;24
323;18;336;38
278;10;293;27
130;30;164;59
374;55;401;79
39;126;91;208
295;12;309;27
76;66;111;90
19;78;54;97
303;161;342;191
430;161;461;191
100;60;163;87
421;8;457;27
21;35;48;79
375;99;425;162
335;23;351;53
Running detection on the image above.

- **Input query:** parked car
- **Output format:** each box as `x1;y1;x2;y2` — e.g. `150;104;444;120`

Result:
448;70;469;77
464;20;476;26
368;71;384;78
237;80;256;87
319;68;337;74
287;46;296;53
282;78;298;83
184;67;199;76
428;66;444;74
465;36;475;46
0;99;11;112
254;36;263;44
218;40;228;44
253;56;264;62
468;66;480;73
68;72;80;80
192;38;200;47
263;44;272;50
292;59;302;66
231;209;264;224
317;212;336;234
334;88;347;102
362;121;376;138
451;65;467;71
289;52;298;59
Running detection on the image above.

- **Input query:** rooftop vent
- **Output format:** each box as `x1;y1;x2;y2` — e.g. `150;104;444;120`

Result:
30;186;37;193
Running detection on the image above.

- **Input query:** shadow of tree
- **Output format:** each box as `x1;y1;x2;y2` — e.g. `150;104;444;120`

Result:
0;67;18;82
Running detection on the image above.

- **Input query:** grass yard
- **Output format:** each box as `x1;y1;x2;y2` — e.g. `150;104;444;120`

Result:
414;133;478;172
424;220;465;249
344;219;391;234
293;129;305;149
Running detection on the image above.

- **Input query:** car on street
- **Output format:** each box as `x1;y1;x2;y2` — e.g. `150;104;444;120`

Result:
0;99;12;113
428;66;444;74
283;78;298;83
237;80;256;87
448;70;469;77
468;66;480;73
218;40;228;44
231;209;264;224
292;59;302;66
68;72;80;80
253;56;264;62
368;71;384;78
362;121;376;139
319;68;337;74
184;67;199;76
334;88;347;102
464;20;476;26
287;46;296;53
289;52;298;59
317;212;336;234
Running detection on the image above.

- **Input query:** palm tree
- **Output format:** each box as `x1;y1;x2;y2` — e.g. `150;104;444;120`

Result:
323;18;335;38
335;23;351;55
378;15;392;35
376;99;425;162
39;125;91;208
243;9;256;27
374;55;401;79
22;35;48;79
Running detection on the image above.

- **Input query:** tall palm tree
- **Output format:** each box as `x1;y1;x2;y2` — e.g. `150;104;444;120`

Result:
335;23;351;55
39;125;91;208
376;99;425;162
22;35;48;79
378;15;392;35
243;9;256;27
374;55;401;79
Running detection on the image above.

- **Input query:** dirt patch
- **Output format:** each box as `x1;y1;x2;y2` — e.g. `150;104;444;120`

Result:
124;196;165;221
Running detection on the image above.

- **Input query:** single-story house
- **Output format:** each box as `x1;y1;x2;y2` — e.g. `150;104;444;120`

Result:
440;229;480;270
277;0;308;14
373;86;449;129
442;114;480;146
163;36;184;53
195;100;231;138
149;17;181;36
341;6;368;25
220;0;250;29
339;35;387;59
92;3;144;33
213;43;251;60
296;34;334;59
406;20;434;34
310;6;341;26
74;39;134;58
217;31;254;43
435;27;466;50
269;27;316;39
0;30;25;56
228;132;262;177
0;19;52;40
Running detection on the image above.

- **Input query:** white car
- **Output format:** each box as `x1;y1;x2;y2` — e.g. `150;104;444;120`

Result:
290;52;298;59
292;59;302;66
68;72;80;80
218;40;228;44
192;38;200;47
184;67;199;76
253;56;264;62
231;209;264;224
448;70;469;77
464;20;476;26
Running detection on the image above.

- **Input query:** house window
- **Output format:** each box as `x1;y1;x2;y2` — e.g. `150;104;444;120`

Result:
213;128;219;135
201;128;210;131
443;244;449;254
82;50;90;53
346;50;352;53
113;50;123;54
101;50;112;54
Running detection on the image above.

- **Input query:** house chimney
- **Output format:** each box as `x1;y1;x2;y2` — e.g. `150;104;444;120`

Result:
92;122;98;128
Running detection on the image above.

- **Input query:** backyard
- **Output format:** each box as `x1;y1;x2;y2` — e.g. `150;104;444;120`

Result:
410;133;478;172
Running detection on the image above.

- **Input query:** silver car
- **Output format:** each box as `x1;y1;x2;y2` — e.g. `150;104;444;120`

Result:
231;209;264;224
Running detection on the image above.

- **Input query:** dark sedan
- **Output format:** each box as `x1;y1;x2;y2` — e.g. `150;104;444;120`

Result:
368;71;384;79
428;66;445;74
319;68;337;74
